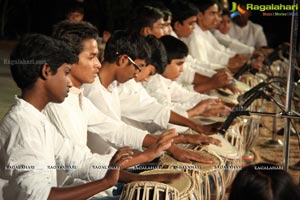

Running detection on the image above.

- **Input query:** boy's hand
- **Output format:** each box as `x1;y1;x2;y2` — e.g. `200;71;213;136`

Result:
181;134;221;146
143;129;177;160
167;145;215;164
105;147;133;183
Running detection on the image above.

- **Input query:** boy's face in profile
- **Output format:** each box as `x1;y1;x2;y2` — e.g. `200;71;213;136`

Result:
197;4;219;30
162;57;186;81
70;38;101;88
175;16;197;38
218;15;231;34
67;11;84;23
118;58;146;83
144;18;165;39
163;16;173;35
134;63;156;82
47;63;72;103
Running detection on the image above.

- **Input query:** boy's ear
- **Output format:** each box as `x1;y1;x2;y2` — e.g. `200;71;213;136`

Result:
141;27;152;36
116;54;128;67
40;64;52;80
197;12;203;20
174;21;181;31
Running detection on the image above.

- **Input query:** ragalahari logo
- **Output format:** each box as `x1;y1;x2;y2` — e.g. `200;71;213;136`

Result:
229;2;247;18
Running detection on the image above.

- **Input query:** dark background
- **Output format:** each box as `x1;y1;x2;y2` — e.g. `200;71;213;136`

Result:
0;0;298;48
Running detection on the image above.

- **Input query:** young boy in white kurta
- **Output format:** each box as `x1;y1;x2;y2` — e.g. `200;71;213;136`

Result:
83;30;219;164
168;0;238;94
43;21;181;197
143;35;231;124
213;10;255;55
181;0;248;73
0;33;133;200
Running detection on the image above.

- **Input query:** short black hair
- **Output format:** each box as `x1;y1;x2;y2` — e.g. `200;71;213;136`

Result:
190;0;220;13
52;20;99;55
10;34;78;90
65;2;84;15
104;31;151;63
229;163;300;200
144;35;167;74
128;5;164;34
169;0;199;27
159;35;188;64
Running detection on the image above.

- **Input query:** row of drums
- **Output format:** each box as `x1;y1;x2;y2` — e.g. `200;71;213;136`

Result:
120;73;263;200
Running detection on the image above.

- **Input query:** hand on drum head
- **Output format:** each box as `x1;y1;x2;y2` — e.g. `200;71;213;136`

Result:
144;129;178;160
105;147;134;183
139;172;183;184
168;145;215;164
224;84;241;94
195;122;223;135
188;99;231;118
176;134;221;147
110;147;134;169
208;69;233;88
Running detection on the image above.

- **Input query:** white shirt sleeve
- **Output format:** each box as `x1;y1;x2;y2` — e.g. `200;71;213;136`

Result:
84;98;147;150
143;74;215;115
118;80;171;129
213;30;254;54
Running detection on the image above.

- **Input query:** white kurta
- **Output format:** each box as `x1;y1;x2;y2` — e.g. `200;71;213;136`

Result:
118;79;170;129
171;30;219;80
142;74;215;116
182;24;234;66
142;74;216;132
228;21;267;49
0;97;111;200
44;86;147;151
212;29;254;54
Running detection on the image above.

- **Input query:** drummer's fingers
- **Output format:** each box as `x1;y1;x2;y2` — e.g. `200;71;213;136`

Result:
111;147;134;163
191;154;214;164
210;138;222;146
156;140;173;152
114;155;133;169
160;129;178;141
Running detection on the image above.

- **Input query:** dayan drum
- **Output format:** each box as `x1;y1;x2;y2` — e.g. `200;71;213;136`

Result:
159;149;225;200
195;134;242;187
140;169;196;200
120;181;180;200
208;89;238;106
224;120;245;154
240;115;261;153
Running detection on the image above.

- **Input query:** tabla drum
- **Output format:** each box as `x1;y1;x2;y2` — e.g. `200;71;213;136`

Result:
234;79;250;92
120;181;179;200
140;169;196;200
208;89;238;106
240;115;261;152
191;116;227;126
224;120;245;154
197;134;241;187
159;149;225;200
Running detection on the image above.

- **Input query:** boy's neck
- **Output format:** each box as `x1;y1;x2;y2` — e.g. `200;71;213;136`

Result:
21;87;48;111
99;61;117;88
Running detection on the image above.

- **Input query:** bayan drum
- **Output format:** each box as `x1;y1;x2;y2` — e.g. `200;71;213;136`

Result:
198;134;241;186
159;149;225;200
120;181;179;200
140;169;195;200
